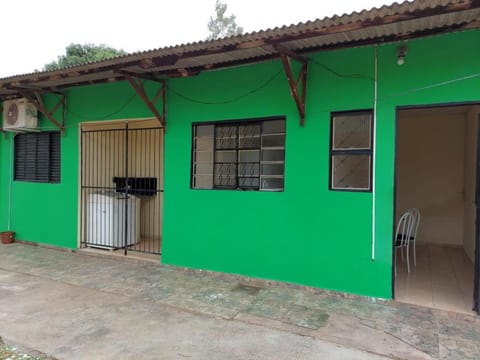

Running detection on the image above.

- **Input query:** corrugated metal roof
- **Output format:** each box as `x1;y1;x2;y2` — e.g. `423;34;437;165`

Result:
1;0;479;100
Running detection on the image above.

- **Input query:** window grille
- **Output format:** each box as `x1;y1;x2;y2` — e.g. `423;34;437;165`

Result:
192;118;286;191
330;111;373;191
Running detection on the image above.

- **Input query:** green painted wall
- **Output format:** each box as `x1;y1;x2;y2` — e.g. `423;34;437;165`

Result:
162;46;380;296
374;30;480;292
0;83;155;248
1;29;479;299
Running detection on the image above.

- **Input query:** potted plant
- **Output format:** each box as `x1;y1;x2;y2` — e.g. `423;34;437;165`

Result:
0;231;15;244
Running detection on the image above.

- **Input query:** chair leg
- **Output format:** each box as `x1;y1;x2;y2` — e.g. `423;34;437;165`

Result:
401;246;404;261
406;244;410;273
394;248;397;276
413;241;416;267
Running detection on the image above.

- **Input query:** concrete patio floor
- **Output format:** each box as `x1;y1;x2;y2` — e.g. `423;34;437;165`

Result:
0;243;479;359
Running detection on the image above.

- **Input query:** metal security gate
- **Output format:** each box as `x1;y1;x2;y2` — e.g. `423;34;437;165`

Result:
80;121;163;255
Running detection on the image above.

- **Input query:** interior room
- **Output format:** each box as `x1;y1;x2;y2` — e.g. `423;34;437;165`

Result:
394;105;480;314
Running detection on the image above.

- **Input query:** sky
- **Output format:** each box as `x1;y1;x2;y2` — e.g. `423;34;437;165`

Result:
0;0;400;78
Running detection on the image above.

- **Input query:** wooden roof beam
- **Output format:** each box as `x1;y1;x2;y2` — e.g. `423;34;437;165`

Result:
1;1;479;93
1;55;177;88
125;75;166;128
277;46;308;126
0;103;5;136
263;1;480;45
139;54;179;69
18;91;66;133
6;84;64;96
116;69;165;83
274;44;308;64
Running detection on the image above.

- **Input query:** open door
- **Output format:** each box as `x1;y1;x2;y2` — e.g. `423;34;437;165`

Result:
474;116;480;314
474;207;480;313
394;105;479;315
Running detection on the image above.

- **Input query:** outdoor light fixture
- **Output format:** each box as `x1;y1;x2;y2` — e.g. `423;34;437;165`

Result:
397;45;407;66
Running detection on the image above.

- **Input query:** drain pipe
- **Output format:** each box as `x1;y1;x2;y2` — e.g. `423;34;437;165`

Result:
371;46;378;261
7;133;13;230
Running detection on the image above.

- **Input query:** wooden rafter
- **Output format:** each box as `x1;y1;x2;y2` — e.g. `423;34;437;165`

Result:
116;69;164;83
0;103;3;134
2;24;479;101
124;75;166;128
276;45;308;126
0;103;5;134
1;1;479;102
17;90;66;132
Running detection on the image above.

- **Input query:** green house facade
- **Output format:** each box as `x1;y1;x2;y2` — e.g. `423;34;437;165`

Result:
1;1;479;311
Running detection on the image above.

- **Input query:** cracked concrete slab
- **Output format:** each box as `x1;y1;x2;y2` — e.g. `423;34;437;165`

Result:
0;243;479;359
0;269;386;360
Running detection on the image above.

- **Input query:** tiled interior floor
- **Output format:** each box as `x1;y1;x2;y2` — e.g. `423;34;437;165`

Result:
130;236;161;254
84;236;161;256
80;246;161;263
395;244;475;314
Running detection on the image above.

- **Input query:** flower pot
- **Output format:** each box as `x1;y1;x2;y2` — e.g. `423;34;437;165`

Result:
1;231;15;244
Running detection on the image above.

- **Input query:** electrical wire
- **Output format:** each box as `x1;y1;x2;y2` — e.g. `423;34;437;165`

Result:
166;70;283;105
44;69;282;118
7;137;14;230
379;72;480;100
51;92;138;121
35;69;480;129
165;60;372;105
309;58;374;81
46;59;368;115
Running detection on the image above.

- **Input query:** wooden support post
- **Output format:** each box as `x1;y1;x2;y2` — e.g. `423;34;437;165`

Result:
20;91;65;132
300;63;307;127
0;104;3;134
275;45;308;126
124;75;166;128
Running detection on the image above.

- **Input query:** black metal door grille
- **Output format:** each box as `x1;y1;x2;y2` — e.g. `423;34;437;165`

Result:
80;123;163;255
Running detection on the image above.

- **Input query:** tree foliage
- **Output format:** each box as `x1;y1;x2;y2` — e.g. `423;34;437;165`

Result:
207;0;243;40
43;43;126;71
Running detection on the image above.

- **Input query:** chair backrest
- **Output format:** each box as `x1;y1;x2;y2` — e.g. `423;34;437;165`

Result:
395;211;415;247
407;208;421;241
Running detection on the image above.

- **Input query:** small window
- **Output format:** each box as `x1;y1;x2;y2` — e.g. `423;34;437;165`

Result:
14;132;61;183
192;118;286;191
330;111;373;191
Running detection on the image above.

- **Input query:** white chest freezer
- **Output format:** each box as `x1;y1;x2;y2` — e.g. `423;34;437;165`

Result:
87;192;140;249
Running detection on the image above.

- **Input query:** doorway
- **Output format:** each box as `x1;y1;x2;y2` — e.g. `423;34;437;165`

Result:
79;119;163;256
394;104;480;315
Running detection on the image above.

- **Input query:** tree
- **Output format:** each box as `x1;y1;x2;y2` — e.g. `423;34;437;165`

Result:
43;43;127;71
207;0;243;40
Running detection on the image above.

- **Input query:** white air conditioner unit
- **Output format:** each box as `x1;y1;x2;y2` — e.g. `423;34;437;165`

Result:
2;98;38;131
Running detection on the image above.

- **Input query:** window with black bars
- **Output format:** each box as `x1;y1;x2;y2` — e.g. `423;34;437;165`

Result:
14;132;61;183
330;110;373;191
192;118;285;191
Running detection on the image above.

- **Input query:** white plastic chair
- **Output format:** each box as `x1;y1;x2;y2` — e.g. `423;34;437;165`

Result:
406;208;420;267
394;210;415;275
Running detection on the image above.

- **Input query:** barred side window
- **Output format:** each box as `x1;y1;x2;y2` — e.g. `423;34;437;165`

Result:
192;118;286;191
14;132;61;183
330;111;373;191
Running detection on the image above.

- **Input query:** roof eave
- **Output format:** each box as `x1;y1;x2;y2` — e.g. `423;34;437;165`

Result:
1;0;480;101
